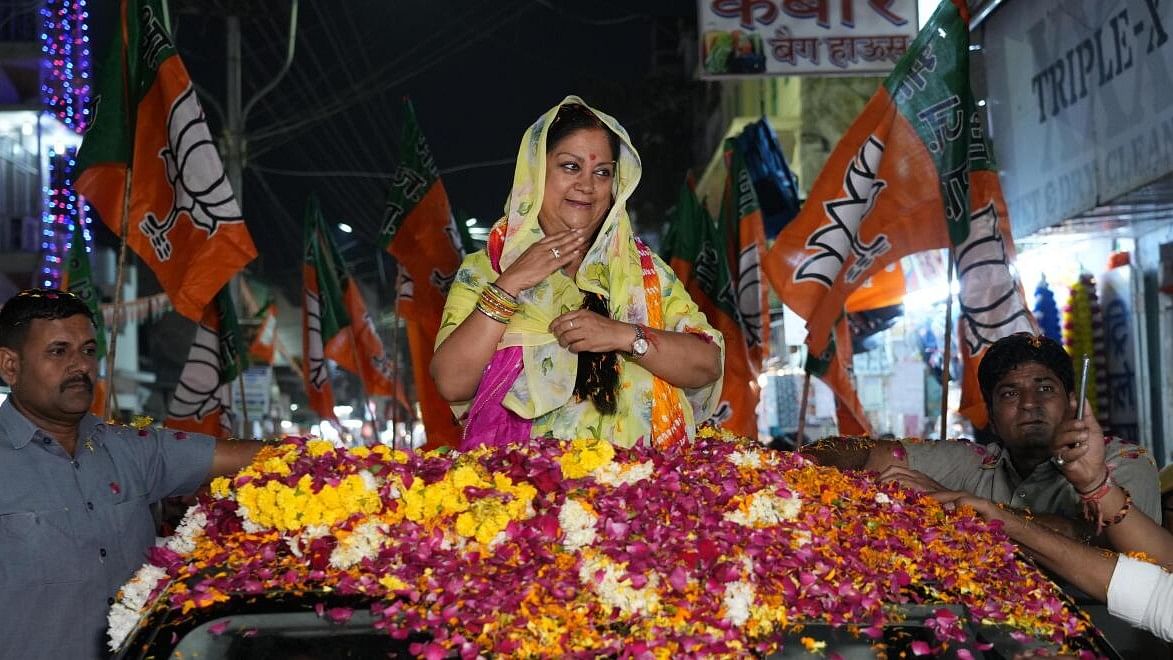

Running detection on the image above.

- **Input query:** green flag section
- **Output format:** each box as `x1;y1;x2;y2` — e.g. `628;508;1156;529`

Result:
75;0;256;322
61;219;107;359
165;287;247;438
379;99;464;450
302;198;338;422
662;180;759;439
763;0;1033;430
308;199;409;405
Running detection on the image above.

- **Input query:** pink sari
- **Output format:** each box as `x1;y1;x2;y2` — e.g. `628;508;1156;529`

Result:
459;224;534;451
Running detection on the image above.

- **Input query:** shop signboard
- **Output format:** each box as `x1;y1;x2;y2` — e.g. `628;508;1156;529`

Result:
1099;265;1141;444
697;0;920;78
231;365;273;421
984;0;1173;237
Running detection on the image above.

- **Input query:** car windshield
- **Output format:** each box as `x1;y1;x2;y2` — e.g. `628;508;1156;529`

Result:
172;610;391;660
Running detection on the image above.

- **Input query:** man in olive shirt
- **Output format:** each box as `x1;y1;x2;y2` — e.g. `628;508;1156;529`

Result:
803;333;1160;542
0;289;262;659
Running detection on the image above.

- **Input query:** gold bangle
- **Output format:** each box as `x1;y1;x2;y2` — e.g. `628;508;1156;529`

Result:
488;283;518;305
476;300;512;324
480;286;518;314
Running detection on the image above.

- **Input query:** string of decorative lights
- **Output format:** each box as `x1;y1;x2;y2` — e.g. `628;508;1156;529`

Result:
40;0;91;133
39;146;92;288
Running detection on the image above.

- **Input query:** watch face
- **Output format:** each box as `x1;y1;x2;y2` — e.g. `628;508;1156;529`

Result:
632;338;649;356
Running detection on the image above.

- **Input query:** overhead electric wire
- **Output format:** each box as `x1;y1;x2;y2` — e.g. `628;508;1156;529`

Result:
533;0;645;26
246;0;510;144
247;7;384;247
249;0;533;154
250;156;516;180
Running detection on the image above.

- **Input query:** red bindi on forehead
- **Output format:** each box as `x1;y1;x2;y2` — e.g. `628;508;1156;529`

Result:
588;153;596;162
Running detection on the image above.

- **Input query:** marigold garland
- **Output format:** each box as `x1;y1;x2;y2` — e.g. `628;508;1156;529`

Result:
109;431;1111;657
1063;273;1108;425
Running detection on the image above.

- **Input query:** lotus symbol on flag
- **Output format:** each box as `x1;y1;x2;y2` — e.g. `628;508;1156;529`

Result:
167;322;233;434
795;136;889;288
956;202;1035;354
707;400;734;426
736;244;764;348
395;270;414;303
305;291;330;390
140;85;244;262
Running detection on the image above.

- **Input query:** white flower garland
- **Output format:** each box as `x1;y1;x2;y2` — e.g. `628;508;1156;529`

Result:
558;498;598;551
107;508;209;651
578;551;660;617
593;460;654;487
724;491;802;528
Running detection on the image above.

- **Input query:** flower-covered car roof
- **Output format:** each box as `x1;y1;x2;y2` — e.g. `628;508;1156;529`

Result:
110;430;1116;658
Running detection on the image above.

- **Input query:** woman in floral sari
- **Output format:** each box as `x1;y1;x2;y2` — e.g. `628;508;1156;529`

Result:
432;96;723;450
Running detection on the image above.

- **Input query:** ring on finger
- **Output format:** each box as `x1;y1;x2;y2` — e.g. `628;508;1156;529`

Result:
569;320;574;329
550;247;561;259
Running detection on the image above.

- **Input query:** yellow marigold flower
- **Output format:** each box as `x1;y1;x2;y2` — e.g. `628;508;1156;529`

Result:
379;574;408;592
450;465;488;490
260;457;292;477
306;440;335;458
350;446;371;459
559;438;615;479
209;477;232;499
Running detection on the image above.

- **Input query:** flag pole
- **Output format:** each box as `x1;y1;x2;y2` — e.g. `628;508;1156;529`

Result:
237;367;251;439
104;171;134;420
795;371;811;451
389;314;400;449
938;247;956;441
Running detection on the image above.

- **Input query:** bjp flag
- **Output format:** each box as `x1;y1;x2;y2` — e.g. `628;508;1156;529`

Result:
378;99;464;449
304;198;408;404
248;303;278;365
662;180;758;438
954;169;1037;428
75;0;256;322
763;0;1032;430
302;200;340;423
165;288;246;438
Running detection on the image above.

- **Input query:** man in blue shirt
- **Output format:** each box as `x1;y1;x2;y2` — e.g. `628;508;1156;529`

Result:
0;289;262;659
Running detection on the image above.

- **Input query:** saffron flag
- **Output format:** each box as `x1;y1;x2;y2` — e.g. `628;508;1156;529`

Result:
248;302;278;365
763;0;1032;430
806;314;871;436
75;0;256;322
302;199;340;422
662;179;758;438
165;287;246;438
378;99;464;449
720;139;771;383
954;169;1036;428
307;199;406;403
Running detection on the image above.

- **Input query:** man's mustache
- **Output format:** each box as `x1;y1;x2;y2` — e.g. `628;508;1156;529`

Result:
60;374;94;393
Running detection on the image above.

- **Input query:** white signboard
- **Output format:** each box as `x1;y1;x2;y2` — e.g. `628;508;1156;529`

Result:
231;365;273;420
984;0;1173;237
697;0;920;77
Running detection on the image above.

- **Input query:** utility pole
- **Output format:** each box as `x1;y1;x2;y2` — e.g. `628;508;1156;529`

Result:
179;0;300;436
221;1;300;210
225;13;244;203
